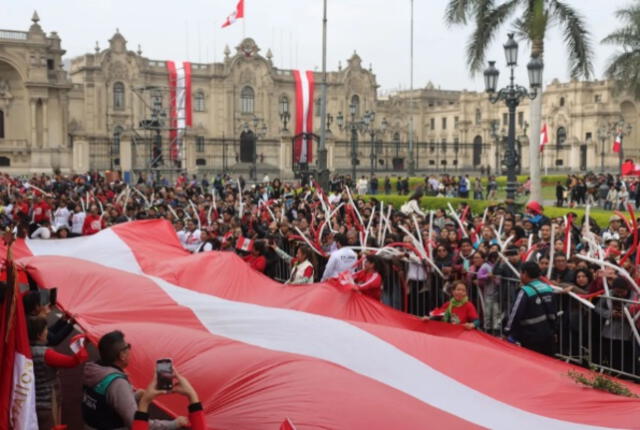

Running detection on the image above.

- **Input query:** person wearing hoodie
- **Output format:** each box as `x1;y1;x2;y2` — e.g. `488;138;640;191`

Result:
82;330;187;430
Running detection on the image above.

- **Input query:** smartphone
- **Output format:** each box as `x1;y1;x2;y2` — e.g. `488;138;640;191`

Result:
156;358;174;390
49;288;57;307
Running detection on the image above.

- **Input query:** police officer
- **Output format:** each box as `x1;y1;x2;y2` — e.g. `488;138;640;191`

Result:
505;261;558;356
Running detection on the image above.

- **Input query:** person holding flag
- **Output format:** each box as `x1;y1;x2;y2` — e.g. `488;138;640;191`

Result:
27;317;89;429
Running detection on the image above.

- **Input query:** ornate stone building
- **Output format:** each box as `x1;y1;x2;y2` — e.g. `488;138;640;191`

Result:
1;13;638;178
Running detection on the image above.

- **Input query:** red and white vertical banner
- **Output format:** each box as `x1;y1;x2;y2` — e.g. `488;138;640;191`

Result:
539;123;549;152
293;70;315;164
613;131;622;153
166;61;193;163
0;257;38;430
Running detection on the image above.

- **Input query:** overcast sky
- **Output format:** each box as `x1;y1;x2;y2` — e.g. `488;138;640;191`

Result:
4;0;631;93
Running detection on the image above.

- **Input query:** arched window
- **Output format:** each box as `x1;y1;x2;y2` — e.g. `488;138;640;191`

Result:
315;98;322;117
241;86;255;114
194;91;205;112
556;126;567;149
279;95;289;115
351;95;360;117
475;108;482;125
113;82;125;110
113;126;123;166
0;110;4;139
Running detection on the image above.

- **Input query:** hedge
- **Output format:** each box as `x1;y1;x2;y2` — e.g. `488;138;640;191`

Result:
358;194;614;227
374;175;568;192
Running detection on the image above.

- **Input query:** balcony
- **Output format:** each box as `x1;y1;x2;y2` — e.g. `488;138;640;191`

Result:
0;30;28;41
0;139;30;153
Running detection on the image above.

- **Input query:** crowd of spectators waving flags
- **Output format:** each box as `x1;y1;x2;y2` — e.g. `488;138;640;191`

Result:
2;169;640;384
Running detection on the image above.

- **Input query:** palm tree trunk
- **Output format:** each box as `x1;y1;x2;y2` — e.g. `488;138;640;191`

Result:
528;38;544;204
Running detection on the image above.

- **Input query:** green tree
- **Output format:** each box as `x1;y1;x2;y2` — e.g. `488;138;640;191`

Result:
602;2;640;99
445;0;593;202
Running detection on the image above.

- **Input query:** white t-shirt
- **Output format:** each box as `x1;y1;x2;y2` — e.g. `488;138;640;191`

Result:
183;229;202;253
31;226;51;239
71;212;86;234
321;247;357;281
53;207;71;230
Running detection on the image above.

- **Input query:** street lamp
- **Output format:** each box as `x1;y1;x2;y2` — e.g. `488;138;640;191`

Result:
249;115;267;181
484;33;542;202
337;104;376;182
279;98;290;132
362;112;388;178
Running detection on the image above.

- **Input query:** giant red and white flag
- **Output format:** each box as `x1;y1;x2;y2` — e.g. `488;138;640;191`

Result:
221;0;244;28
539;123;549;152
6;220;640;429
166;61;192;162
293;70;315;164
0;256;38;430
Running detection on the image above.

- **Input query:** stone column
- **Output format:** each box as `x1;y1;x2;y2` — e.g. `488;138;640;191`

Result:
30;100;37;147
73;139;90;173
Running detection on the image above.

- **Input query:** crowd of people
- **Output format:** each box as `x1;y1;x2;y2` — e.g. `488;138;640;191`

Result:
2;168;640;427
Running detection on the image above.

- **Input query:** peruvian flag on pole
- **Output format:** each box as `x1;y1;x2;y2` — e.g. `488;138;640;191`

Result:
166;61;192;163
0;248;38;430
222;0;245;28
293;70;315;164
539;123;549;152
236;237;254;252
613;131;622;153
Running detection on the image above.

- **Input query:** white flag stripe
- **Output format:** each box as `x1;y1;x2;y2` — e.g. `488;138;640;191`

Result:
299;71;310;162
24;232;616;430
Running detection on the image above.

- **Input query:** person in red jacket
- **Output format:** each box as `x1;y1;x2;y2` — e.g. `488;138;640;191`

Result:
82;204;105;235
429;280;479;329
242;240;267;273
134;372;205;430
352;255;384;301
28;316;89;429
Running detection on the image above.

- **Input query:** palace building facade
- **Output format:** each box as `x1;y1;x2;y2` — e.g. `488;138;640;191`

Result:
1;13;638;178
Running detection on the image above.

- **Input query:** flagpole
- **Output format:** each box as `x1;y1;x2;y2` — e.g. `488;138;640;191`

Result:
242;0;246;38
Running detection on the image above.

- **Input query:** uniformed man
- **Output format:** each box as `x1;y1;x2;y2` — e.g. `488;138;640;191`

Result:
505;261;558;356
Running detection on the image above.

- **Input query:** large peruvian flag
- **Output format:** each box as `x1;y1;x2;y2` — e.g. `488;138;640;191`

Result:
221;0;244;28
0;252;38;429
292;70;315;164
4;220;639;429
166;61;193;162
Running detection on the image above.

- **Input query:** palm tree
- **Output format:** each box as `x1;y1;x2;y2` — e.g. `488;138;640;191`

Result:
602;2;640;100
445;0;593;203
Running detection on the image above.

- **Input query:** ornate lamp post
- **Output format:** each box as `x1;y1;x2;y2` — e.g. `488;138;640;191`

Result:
279;99;290;132
362;111;388;178
484;33;543;201
337;106;384;181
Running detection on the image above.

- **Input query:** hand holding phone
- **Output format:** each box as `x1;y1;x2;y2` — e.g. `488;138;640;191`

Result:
155;359;174;390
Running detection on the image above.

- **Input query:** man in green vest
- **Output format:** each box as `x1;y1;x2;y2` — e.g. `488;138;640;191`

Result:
505;261;558;356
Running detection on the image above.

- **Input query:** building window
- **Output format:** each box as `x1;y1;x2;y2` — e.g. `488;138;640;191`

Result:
430;118;435;130
556;126;567;149
559;97;565;107
315;98;322;117
279;95;289;115
196;136;205;153
475;108;481;125
113;82;125;111
503;113;508;126
0;110;4;138
393;132;401;156
241;86;255;114
196;158;206;166
442;117;447;130
429;140;435;153
441;160;447;165
555;159;564;166
47;59;55;70
429;160;435;165
517;112;524;128
151;90;163;109
454;116;459;129
454;138;460;152
594;94;602;103
441;138;447;153
351;95;360;117
0;156;9;167
194;91;205;112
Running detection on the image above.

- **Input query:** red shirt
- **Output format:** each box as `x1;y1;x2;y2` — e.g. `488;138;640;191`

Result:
432;300;479;325
243;255;266;273
353;270;382;301
32;201;51;223
82;214;105;235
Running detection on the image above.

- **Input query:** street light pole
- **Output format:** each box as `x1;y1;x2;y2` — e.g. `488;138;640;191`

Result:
318;0;329;189
483;34;543;203
407;0;415;176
